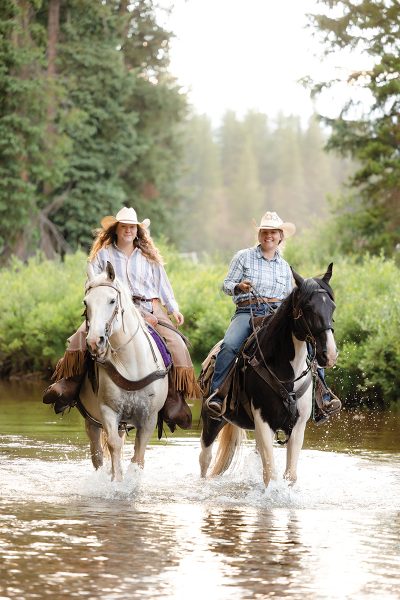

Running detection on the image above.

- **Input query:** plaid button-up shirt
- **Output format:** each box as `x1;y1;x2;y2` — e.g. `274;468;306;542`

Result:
92;244;179;314
223;245;293;304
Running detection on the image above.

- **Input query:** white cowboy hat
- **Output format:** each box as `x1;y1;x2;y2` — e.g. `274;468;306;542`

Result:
257;211;296;238
101;207;150;230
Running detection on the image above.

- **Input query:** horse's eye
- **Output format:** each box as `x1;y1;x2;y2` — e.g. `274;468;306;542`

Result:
83;300;87;306
110;299;116;305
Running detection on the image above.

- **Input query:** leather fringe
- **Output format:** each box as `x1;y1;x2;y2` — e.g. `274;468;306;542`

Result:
172;366;203;399
52;350;87;382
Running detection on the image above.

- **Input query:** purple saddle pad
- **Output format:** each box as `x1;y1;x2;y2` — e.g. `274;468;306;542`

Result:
147;325;173;368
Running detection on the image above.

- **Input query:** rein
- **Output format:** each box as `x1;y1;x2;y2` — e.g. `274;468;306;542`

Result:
85;278;170;393
248;286;315;389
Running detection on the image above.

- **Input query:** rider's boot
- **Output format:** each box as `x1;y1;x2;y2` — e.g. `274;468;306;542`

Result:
43;373;85;414
315;375;342;418
205;390;225;418
160;376;192;434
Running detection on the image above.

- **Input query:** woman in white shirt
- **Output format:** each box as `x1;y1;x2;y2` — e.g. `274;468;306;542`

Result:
44;207;199;432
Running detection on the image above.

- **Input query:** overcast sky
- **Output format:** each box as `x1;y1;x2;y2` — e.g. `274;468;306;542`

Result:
160;0;372;124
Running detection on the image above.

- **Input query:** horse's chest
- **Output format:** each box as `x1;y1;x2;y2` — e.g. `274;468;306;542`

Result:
106;389;155;423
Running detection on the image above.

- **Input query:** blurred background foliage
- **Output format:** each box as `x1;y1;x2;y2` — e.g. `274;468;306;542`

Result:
1;0;399;408
1;246;399;410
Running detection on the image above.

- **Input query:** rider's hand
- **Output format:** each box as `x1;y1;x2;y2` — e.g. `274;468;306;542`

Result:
172;311;184;326
236;280;252;293
142;311;158;327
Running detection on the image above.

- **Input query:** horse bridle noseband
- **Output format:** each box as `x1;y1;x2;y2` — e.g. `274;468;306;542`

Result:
85;280;141;355
249;284;334;388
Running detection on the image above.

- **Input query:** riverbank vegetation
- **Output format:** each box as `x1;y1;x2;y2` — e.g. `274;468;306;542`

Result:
1;1;399;409
0;245;399;409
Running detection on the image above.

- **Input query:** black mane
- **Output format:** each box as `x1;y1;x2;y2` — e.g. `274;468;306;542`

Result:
257;277;329;362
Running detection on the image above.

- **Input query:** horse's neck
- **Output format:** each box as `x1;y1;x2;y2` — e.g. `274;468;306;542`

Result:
109;306;160;376
290;334;308;376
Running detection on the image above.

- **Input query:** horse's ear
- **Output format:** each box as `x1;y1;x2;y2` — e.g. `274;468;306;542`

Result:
106;261;115;282
322;263;333;284
87;262;95;282
291;266;304;288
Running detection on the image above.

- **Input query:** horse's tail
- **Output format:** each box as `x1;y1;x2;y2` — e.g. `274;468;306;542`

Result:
210;423;247;477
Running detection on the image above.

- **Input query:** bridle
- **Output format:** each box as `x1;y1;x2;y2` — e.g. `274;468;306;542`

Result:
249;283;334;387
84;280;140;357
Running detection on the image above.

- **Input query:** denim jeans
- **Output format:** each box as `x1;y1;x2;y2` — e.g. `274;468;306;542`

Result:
210;303;279;394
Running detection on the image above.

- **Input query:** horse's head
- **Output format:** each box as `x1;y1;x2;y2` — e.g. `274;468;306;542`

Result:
84;261;124;358
291;263;338;368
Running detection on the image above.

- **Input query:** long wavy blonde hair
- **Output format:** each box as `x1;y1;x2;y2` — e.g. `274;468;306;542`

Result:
88;223;164;264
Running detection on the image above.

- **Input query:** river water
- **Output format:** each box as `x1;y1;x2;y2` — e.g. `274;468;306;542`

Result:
1;381;399;599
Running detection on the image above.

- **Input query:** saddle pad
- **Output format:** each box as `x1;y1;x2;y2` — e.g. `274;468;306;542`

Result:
147;325;173;368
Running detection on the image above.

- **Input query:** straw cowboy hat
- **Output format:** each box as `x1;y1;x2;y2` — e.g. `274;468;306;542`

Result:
101;207;150;230
256;211;296;238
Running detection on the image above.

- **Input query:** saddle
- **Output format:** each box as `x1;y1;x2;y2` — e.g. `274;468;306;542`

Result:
200;319;336;430
199;316;268;401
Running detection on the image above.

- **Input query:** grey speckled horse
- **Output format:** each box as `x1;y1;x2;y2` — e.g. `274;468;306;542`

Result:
79;262;168;481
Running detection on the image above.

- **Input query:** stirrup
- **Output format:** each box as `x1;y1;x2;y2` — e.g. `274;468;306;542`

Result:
205;391;226;418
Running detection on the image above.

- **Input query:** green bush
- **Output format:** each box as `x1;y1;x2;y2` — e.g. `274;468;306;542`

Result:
0;246;399;409
0;252;86;376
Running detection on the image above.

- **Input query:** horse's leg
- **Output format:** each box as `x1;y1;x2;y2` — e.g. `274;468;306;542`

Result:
100;410;124;481
199;409;226;478
284;393;312;484
131;414;158;468
85;420;104;470
253;407;276;487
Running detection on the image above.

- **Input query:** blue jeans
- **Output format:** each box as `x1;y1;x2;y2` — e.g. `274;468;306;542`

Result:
210;303;279;394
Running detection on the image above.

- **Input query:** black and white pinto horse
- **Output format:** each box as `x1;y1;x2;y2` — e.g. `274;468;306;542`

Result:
199;264;337;488
79;262;169;481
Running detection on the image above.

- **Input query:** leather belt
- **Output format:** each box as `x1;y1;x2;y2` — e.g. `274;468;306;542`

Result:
132;296;159;304
237;297;281;307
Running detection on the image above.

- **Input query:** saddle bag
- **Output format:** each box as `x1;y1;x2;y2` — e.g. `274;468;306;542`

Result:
198;340;223;397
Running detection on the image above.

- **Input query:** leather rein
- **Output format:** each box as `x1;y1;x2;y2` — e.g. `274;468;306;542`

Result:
246;285;331;404
84;279;170;392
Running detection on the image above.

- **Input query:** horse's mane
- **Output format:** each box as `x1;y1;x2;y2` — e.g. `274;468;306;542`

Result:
257;294;293;361
258;276;331;361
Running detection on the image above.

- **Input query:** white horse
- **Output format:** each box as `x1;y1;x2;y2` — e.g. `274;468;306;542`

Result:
79;262;168;481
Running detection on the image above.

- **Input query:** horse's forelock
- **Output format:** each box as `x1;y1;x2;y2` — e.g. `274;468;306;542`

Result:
313;277;335;301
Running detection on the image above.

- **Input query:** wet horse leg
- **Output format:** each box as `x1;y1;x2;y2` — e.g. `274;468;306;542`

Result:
253;408;277;487
284;394;312;484
85;420;104;470
199;410;226;477
100;411;124;481
131;415;158;468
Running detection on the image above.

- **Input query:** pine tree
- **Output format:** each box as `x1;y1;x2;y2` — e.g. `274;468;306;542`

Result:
308;0;400;254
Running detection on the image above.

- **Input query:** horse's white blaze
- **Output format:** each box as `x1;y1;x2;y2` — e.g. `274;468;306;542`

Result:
324;329;337;367
252;408;277;487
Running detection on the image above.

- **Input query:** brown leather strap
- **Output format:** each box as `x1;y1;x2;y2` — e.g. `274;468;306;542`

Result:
97;358;170;391
248;356;312;411
237;298;280;307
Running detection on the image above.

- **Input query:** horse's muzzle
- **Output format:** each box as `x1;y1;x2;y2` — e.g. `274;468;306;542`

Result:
317;330;338;368
86;335;107;358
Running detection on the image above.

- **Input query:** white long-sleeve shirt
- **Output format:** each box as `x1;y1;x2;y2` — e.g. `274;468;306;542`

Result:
92;244;179;314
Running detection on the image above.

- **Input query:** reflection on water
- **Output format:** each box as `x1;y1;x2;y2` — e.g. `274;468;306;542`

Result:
1;381;400;599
